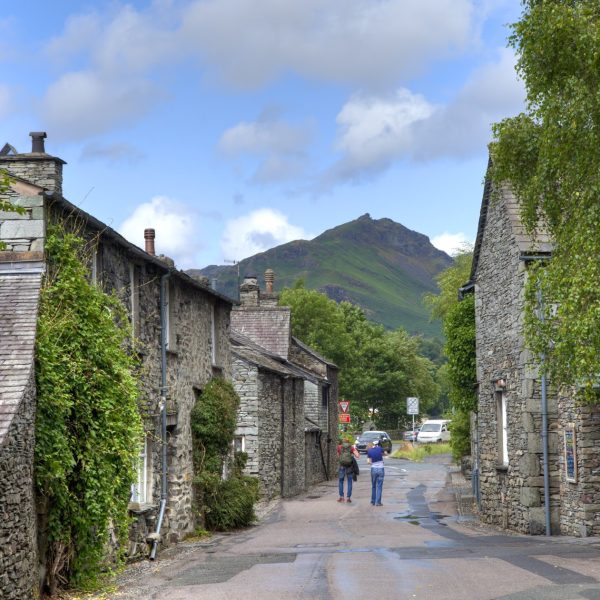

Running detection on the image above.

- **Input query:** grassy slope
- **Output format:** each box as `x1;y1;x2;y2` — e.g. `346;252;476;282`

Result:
192;216;451;337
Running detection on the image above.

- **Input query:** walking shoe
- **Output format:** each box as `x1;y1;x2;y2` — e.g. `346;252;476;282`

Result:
375;503;383;506
346;498;352;503
337;497;344;502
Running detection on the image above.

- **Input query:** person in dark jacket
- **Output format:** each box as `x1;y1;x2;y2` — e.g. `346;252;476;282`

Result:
337;438;360;503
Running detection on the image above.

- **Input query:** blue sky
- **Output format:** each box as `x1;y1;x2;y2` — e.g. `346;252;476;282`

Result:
1;0;524;268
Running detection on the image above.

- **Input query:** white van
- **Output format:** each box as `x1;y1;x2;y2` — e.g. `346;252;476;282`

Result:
416;419;451;444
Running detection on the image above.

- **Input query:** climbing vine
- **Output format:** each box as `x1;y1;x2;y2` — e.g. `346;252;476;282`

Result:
491;1;600;401
190;378;258;530
35;225;142;594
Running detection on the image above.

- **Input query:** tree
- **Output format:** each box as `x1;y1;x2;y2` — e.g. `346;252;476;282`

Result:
280;283;439;430
491;1;600;400
424;249;476;459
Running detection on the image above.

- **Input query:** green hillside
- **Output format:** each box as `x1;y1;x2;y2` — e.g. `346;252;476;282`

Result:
190;214;452;337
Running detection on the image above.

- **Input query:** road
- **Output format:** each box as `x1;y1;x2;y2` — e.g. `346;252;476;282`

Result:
105;452;600;600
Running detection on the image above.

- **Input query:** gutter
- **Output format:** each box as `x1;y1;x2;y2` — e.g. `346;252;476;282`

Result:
150;272;170;559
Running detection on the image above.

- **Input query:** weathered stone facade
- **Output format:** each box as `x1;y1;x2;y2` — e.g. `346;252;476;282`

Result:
231;275;339;500
0;270;42;600
0;133;234;590
468;171;600;536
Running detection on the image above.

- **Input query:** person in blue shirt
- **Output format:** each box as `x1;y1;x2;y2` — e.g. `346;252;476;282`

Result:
366;439;386;506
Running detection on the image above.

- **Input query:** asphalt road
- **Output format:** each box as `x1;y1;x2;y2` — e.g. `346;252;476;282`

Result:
104;452;600;600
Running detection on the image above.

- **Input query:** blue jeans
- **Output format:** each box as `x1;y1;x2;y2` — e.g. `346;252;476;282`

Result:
338;466;353;498
371;467;384;504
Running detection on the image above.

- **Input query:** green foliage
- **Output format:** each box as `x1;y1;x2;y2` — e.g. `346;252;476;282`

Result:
425;250;476;458
35;226;142;593
280;283;440;429
190;378;258;530
392;442;451;462
491;1;600;401
448;409;471;462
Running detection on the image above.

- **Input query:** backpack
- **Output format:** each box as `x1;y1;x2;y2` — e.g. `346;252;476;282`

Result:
339;442;353;467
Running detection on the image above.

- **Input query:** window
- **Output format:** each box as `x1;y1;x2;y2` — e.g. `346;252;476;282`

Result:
211;303;217;365
164;282;176;351
131;436;151;504
497;392;508;466
90;243;103;286
129;263;141;339
234;435;245;453
321;385;329;410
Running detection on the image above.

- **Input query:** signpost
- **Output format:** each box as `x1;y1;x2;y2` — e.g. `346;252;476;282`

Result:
407;397;419;443
338;400;351;426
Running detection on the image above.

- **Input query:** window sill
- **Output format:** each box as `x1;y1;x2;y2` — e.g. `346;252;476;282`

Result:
128;501;157;514
496;464;508;472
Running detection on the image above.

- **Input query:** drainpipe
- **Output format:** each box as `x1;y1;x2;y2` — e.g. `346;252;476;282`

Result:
537;286;552;536
150;272;170;559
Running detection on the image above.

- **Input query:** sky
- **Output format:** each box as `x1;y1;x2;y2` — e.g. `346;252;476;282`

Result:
1;0;525;269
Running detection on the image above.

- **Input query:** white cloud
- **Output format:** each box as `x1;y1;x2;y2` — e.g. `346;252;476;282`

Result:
221;208;310;260
119;196;203;268
431;232;473;256
183;0;474;88
219;112;313;183
80;141;145;165
323;49;524;186
41;71;164;140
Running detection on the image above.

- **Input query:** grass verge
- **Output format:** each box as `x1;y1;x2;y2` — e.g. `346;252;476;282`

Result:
391;442;451;462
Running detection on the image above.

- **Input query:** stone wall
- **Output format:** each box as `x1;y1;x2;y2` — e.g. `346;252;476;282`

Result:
51;204;233;550
281;377;306;497
233;358;260;479
257;372;286;498
474;188;560;534
0;374;37;599
556;398;600;536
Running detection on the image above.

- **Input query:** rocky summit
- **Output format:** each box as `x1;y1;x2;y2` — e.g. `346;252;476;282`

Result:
190;214;452;337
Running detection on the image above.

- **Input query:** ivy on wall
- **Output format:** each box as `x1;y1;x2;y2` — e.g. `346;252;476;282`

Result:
190;378;258;531
35;225;142;594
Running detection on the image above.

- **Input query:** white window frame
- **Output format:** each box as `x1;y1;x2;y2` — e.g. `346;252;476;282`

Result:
497;392;508;466
211;303;217;365
131;436;150;504
234;435;246;453
129;263;140;339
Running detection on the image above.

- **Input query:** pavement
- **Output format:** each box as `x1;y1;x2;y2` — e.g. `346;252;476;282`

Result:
90;453;600;600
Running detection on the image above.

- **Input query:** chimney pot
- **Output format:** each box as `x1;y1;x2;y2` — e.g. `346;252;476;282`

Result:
144;228;156;255
264;268;275;293
29;132;47;153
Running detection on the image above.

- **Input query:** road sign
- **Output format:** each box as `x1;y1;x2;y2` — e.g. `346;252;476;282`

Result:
407;397;419;415
339;400;350;414
339;414;351;423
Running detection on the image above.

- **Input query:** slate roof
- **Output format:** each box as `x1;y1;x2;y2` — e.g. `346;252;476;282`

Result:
466;161;553;288
230;306;291;359
0;271;42;445
291;336;338;369
231;330;323;383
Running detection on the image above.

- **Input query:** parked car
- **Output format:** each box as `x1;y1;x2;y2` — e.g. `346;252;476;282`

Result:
416;420;451;444
403;427;420;442
354;430;393;454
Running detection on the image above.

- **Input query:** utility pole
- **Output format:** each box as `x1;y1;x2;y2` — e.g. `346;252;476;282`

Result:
225;259;240;300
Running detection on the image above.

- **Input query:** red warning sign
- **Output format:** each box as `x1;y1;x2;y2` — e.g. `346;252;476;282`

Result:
339;401;350;413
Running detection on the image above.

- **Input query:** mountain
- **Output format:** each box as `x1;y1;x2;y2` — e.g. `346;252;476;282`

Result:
190;214;453;337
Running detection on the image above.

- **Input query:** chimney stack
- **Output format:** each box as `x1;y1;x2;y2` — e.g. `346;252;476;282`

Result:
239;274;260;306
144;228;156;255
30;131;47;153
264;268;275;293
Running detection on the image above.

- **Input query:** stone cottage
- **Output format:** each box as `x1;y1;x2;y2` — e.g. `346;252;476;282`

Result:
0;133;234;595
231;272;339;499
464;165;600;537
